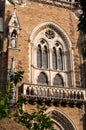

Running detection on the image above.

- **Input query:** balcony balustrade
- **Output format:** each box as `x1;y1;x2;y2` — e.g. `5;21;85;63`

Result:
21;84;86;106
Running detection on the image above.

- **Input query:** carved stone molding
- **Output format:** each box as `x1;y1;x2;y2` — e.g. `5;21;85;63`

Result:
30;22;72;50
8;0;23;5
45;29;55;39
49;110;77;130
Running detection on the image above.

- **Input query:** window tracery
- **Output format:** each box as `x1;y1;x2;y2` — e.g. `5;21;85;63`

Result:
40;38;46;44
37;39;48;69
30;22;74;88
36;28;64;86
45;29;55;39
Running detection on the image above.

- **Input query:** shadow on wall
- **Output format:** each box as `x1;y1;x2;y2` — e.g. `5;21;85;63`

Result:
83;111;86;130
5;10;12;38
77;32;86;88
0;52;8;90
80;106;86;130
0;11;11;90
78;41;86;130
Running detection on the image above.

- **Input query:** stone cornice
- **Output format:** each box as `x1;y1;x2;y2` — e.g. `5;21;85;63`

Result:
29;0;79;10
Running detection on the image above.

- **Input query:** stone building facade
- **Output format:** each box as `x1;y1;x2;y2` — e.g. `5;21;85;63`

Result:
0;0;86;129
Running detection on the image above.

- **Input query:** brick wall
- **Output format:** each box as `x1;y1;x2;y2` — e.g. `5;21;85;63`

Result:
4;2;81;86
3;1;85;130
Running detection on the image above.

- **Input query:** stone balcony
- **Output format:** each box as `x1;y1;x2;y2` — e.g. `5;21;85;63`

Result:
21;83;86;107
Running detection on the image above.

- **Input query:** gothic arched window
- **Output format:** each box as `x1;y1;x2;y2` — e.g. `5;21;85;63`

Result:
30;22;74;88
37;45;42;68
37;72;48;85
52;47;57;69
43;46;48;68
53;74;64;87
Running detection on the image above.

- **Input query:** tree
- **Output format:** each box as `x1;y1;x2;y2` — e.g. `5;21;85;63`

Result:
78;0;86;33
81;40;86;60
77;0;86;59
10;71;24;86
0;88;11;119
13;105;55;130
0;71;24;119
10;71;24;102
0;71;55;130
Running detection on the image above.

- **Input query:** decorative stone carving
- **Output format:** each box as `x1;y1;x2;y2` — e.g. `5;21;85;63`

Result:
8;0;23;5
50;110;76;130
40;38;46;44
10;36;17;48
55;42;59;47
45;29;55;39
8;5;21;49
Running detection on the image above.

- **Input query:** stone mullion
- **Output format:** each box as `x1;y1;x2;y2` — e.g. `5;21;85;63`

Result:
62;51;65;71
63;51;68;87
49;48;52;86
56;49;59;70
71;48;76;88
41;47;43;68
61;51;64;70
49;48;52;69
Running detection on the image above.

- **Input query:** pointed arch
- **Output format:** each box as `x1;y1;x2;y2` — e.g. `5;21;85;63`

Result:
53;74;64;87
11;29;17;37
46;108;77;130
37;72;48;85
29;22;75;87
30;22;72;50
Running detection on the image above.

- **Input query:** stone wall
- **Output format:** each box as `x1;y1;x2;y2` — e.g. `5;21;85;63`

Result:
24;104;84;130
3;1;85;130
4;1;81;86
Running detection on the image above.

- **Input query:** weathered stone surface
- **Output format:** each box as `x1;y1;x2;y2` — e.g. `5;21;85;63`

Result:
0;118;28;130
1;1;85;130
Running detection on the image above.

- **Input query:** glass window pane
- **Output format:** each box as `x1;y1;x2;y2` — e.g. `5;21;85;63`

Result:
53;74;64;87
58;48;63;70
43;46;48;68
37;45;42;68
37;72;48;85
52;47;57;69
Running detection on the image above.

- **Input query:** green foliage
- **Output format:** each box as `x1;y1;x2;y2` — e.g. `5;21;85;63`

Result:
13;105;55;130
0;86;12;119
81;40;86;60
78;0;86;33
0;71;24;120
0;70;54;130
77;0;86;59
10;71;24;86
